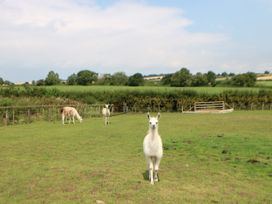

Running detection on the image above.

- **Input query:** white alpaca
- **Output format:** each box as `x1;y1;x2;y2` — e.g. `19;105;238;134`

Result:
61;107;83;125
102;104;110;125
143;112;163;184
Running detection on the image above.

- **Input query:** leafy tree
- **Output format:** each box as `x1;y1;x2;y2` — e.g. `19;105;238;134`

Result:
4;80;13;85
264;70;270;74
0;77;4;85
111;72;128;85
36;79;45;86
128;73;144;86
67;73;77;85
191;72;208;86
160;74;173;86
97;74;112;85
170;68;192;87
206;71;216;86
221;72;228;77
76;70;98;85
231;72;256;87
45;71;61;85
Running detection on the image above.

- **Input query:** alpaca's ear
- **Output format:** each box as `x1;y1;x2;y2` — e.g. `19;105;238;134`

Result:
147;112;150;119
157;112;161;119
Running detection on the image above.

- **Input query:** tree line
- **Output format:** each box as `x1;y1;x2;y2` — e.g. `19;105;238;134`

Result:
1;68;268;87
36;68;258;87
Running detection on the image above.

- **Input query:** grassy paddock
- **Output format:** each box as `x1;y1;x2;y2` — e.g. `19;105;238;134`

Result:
0;111;271;203
256;80;272;87
48;85;266;94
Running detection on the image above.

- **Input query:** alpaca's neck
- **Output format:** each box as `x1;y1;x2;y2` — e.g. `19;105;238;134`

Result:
148;128;159;139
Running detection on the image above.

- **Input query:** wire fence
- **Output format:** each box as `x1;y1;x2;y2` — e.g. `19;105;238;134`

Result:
0;102;272;126
0;104;112;126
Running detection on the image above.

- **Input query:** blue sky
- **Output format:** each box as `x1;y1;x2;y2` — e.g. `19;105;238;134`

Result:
0;0;271;82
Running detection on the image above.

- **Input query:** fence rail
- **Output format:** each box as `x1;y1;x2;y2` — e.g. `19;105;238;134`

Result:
194;101;225;111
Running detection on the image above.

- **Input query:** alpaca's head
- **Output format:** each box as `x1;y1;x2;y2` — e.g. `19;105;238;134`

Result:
105;104;109;109
147;112;160;130
76;114;83;123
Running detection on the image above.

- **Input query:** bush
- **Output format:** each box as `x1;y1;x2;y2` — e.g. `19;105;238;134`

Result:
231;72;256;87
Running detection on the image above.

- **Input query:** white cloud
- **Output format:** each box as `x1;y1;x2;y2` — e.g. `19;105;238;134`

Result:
0;0;237;81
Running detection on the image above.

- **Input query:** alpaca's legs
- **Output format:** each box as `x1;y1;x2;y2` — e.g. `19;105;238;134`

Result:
154;157;161;182
72;116;75;124
148;157;154;185
62;114;65;125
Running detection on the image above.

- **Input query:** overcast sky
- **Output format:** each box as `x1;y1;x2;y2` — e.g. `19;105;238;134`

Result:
0;0;271;82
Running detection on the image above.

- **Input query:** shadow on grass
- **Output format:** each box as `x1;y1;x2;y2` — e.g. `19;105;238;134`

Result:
142;170;161;182
142;170;149;181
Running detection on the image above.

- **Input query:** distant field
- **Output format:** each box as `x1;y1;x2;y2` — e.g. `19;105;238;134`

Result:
256;80;272;87
0;111;271;203
48;85;265;94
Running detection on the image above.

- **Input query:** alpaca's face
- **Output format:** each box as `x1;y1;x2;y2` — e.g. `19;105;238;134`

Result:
147;112;160;129
105;104;109;108
149;117;159;129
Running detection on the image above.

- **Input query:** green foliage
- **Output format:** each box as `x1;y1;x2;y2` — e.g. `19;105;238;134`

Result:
231;72;256;87
160;74;173;85
0;97;13;106
0;77;4;85
45;71;61;85
111;72;128;85
206;71;216;86
128;73;144;86
36;79;45;86
191;73;208;86
170;68;192;87
67;73;77;85
1;86;272;111
76;70;98;85
97;73;112;85
96;72;129;86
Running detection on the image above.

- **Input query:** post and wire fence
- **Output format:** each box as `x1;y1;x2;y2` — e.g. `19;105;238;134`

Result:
0;101;272;126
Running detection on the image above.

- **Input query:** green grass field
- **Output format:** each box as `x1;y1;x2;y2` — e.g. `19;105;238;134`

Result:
256;81;272;87
48;85;267;94
0;111;271;203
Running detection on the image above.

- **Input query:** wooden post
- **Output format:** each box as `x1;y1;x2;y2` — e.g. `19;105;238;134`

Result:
181;105;183;113
12;109;15;125
111;105;114;115
28;109;31;123
262;103;264;111
5;110;9;126
251;103;253;111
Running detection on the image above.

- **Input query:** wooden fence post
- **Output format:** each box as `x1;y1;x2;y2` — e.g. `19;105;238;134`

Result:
12;109;15;124
28;109;31;123
262;103;264;111
4;110;9;126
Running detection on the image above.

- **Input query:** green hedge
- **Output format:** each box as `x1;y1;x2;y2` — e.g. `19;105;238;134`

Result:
1;86;272;111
